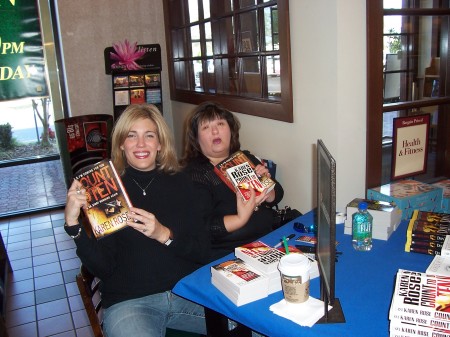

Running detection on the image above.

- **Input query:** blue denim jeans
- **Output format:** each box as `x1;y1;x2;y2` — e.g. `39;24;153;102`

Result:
103;291;206;337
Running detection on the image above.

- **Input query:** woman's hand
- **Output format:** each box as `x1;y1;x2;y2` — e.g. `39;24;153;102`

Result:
254;163;275;203
65;180;87;226
127;207;171;243
254;163;270;178
224;188;269;232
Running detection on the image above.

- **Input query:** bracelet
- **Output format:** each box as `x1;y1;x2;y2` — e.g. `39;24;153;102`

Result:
64;223;82;240
70;227;82;240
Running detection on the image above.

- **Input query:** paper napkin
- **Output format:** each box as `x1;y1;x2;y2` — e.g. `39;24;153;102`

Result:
269;296;331;327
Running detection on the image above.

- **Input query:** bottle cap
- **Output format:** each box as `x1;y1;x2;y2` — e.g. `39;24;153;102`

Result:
358;201;368;210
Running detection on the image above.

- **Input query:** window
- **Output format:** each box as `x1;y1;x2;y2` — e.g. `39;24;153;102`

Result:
366;0;450;188
163;0;293;122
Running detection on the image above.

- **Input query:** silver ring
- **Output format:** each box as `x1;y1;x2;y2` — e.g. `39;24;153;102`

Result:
76;189;81;195
254;206;259;212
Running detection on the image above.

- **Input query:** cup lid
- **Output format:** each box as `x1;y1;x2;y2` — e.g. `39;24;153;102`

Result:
278;253;311;276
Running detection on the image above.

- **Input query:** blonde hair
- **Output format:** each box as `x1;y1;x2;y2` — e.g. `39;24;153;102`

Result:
111;104;179;175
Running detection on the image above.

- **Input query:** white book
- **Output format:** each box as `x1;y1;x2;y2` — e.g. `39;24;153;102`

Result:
210;258;269;306
426;254;450;277
234;241;285;274
441;235;450;257
344;198;402;240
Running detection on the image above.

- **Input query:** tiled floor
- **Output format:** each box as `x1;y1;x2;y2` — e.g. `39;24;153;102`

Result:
1;205;94;336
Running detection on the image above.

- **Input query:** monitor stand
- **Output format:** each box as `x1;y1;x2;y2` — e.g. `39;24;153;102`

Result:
317;294;346;324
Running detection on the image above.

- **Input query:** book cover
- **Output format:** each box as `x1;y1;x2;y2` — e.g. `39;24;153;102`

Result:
210;258;269;306
75;159;133;239
427;255;450;277
234;241;285;274
389;269;450;329
214;151;276;201
295;235;317;245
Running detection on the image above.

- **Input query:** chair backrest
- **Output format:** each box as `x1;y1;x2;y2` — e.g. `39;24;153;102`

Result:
76;264;104;337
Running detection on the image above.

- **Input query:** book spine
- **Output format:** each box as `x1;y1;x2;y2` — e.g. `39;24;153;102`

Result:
390;321;450;337
390;306;450;329
109;160;133;207
407;245;441;255
213;166;236;193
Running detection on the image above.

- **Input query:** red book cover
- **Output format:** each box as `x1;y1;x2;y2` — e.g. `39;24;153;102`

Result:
214;151;276;201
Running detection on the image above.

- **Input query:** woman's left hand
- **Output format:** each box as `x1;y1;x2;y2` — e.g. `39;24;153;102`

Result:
126;206;170;243
254;164;276;203
254;164;270;178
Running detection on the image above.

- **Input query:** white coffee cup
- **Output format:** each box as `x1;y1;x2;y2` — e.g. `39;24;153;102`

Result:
278;253;311;303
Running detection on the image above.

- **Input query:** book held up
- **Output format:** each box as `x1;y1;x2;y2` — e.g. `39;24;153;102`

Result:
214;151;276;201
75;159;133;239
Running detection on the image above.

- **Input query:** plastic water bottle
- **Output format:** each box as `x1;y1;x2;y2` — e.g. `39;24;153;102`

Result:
352;201;373;251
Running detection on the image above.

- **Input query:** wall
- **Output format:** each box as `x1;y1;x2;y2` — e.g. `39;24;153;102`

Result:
57;0;367;214
55;0;173;129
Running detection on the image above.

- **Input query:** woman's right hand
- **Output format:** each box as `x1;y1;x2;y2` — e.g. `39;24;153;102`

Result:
225;189;268;232
64;180;87;226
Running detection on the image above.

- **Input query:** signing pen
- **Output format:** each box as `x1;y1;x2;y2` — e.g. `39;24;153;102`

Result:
274;233;295;248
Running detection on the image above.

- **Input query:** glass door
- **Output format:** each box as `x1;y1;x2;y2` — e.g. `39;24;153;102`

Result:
0;0;67;217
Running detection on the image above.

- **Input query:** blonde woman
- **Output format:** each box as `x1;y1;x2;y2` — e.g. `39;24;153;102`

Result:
65;104;209;337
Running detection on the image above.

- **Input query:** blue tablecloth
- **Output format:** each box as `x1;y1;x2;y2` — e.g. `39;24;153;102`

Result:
173;210;434;337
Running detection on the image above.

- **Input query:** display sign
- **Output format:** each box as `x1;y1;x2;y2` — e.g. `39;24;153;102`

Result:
391;114;430;180
104;41;161;75
0;0;49;101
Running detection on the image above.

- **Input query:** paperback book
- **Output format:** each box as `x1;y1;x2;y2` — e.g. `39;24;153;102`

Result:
389;269;450;329
390;320;450;337
344;198;402;240
234;241;285;274
75;159;133;239
406;211;450;254
234;241;320;280
210;258;269;306
427;254;450;277
214;151;276;201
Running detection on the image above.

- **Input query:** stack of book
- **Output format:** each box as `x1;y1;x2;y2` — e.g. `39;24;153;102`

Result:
211;241;319;306
367;179;443;220
405;210;450;255
235;241;319;294
210;258;269;307
343;198;402;240
432;179;450;213
389;269;450;337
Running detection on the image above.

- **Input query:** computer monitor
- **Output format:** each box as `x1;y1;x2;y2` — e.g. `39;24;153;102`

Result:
316;139;345;323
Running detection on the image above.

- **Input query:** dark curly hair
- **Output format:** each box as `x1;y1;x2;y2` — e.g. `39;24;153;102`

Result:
180;101;241;166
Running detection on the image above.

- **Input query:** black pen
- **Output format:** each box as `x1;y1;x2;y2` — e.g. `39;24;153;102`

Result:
274;233;295;248
295;244;316;253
